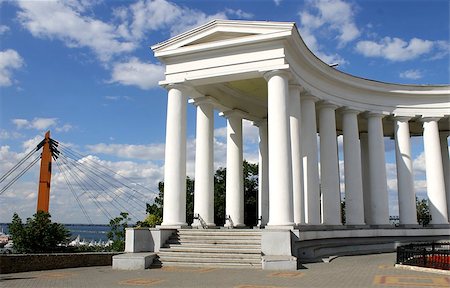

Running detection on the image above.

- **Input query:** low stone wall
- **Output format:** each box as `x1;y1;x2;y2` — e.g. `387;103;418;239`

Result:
0;252;120;274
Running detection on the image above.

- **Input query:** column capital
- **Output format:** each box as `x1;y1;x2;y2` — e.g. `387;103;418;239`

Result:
188;96;216;107
439;130;450;137
263;69;291;81
300;92;319;103
339;107;362;115
252;118;268;127
288;84;305;92
393;115;412;122
163;83;191;92
366;111;386;119
219;109;247;119
317;101;339;111
420;116;441;123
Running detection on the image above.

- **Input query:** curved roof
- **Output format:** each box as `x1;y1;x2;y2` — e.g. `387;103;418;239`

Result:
152;20;450;119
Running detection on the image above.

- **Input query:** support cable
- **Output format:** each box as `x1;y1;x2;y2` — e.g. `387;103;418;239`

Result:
0;155;41;195
0;148;39;184
58;145;154;211
55;160;93;225
58;152;147;222
57;154;113;220
58;152;142;220
59;144;158;196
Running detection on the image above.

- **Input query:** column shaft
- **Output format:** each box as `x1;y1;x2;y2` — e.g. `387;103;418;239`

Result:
394;117;417;225
162;86;187;226
439;132;450;221
225;113;244;227
367;113;389;225
301;96;320;224
290;86;304;225
266;71;294;226
318;103;341;225
342;109;365;225
193;99;215;227
360;132;372;224
257;120;269;226
423;119;448;224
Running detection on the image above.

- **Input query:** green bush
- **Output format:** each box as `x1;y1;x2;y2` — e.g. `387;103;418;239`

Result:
8;211;70;253
107;212;130;252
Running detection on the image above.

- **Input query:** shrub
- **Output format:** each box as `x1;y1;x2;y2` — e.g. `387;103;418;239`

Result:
8;211;70;253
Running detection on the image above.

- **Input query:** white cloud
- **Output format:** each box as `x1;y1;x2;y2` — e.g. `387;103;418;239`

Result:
0;49;24;86
11;117;73;132
224;8;254;19
12;117;57;131
399;69;423;80
274;0;282;6
16;1;136;62
0;25;10;34
298;0;359;64
299;0;360;45
109;58;164;90
86;142;166;161
355;37;434;61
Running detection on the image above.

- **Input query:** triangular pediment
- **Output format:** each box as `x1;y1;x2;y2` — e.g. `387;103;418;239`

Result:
152;20;295;56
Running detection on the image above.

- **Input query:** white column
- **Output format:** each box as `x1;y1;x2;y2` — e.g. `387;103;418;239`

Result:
289;85;304;225
422;118;448;224
360;132;372;224
318;102;341;225
255;120;269;227
367;113;389;225
162;85;187;226
265;70;294;227
394;117;417;225
440;132;450;221
301;95;320;224
224;111;244;227
192;97;215;227
341;108;365;225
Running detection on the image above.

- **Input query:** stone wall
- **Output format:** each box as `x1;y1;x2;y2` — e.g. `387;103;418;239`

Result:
0;252;120;274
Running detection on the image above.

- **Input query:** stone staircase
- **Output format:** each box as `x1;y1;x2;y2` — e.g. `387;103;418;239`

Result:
155;229;262;268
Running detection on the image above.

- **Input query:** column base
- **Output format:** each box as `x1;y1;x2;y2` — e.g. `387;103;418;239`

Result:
224;221;246;228
158;223;189;229
266;224;295;230
192;222;217;229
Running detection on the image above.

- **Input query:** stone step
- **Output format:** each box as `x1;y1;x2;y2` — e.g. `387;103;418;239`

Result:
153;260;261;269
167;238;261;245
163;243;261;249
159;246;261;254
178;230;261;236
158;251;261;259
157;255;261;264
173;234;261;240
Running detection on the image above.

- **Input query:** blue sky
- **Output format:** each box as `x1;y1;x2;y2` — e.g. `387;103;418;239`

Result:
0;0;448;224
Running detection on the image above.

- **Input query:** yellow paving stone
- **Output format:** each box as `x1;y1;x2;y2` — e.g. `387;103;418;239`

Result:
234;285;287;288
118;278;164;286
373;275;450;287
267;271;305;278
161;266;216;273
378;264;394;269
38;272;75;279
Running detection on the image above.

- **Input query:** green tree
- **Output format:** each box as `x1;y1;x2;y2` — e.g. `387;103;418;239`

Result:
8;211;70;253
147;161;259;227
416;197;431;226
107;212;130;251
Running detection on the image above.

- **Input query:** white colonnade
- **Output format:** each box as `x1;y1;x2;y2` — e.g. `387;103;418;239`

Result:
159;75;450;229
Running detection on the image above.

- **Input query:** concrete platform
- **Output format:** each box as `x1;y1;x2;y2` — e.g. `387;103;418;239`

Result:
112;253;156;270
2;253;450;287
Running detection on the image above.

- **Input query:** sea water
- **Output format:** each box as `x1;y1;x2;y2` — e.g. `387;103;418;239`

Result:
0;223;110;242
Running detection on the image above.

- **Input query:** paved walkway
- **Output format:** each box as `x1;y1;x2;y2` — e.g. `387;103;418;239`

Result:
1;253;449;288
